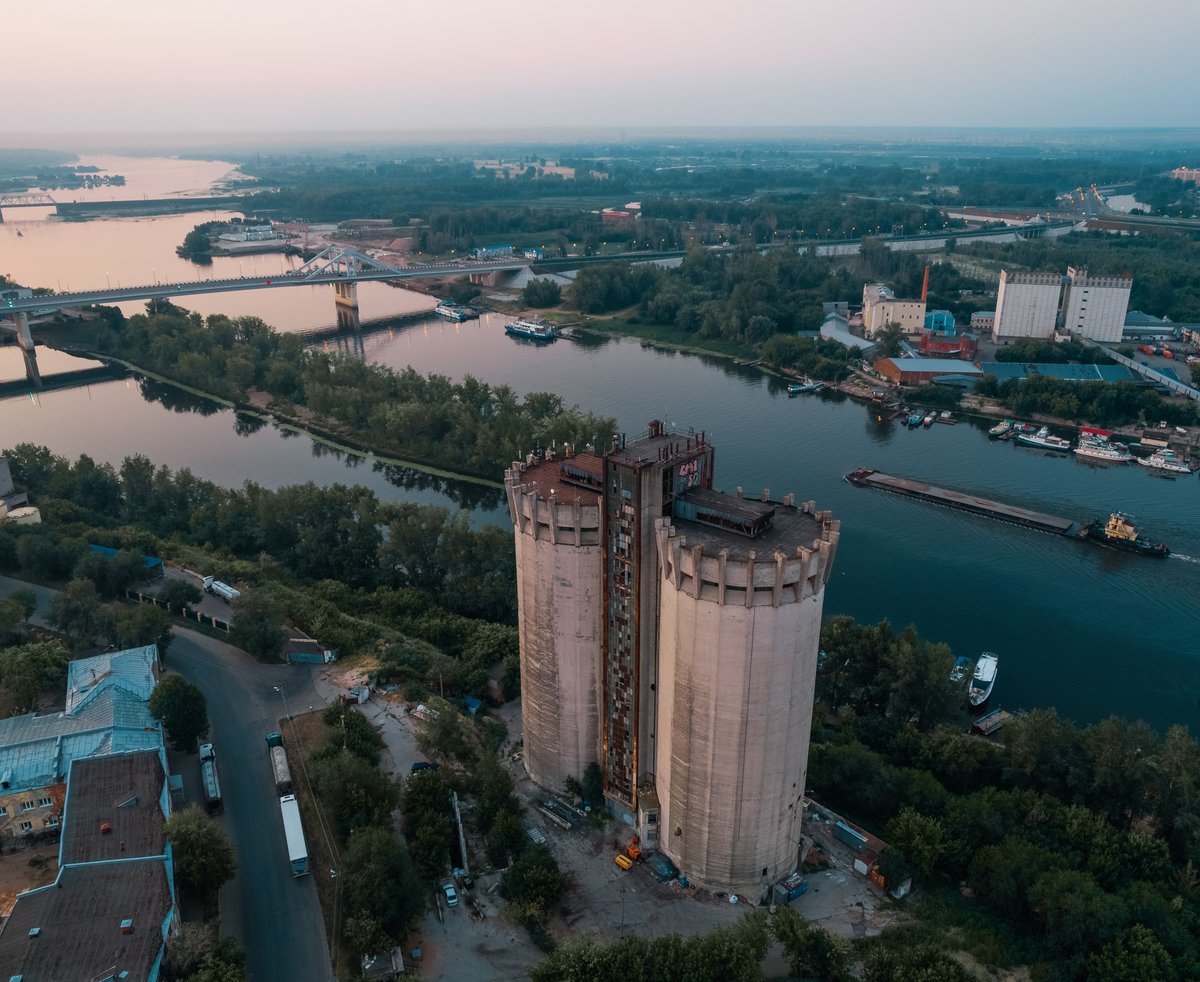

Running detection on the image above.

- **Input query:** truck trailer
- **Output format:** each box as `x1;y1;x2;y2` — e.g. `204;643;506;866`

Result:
270;744;293;795
279;794;310;876
202;576;241;602
199;743;223;814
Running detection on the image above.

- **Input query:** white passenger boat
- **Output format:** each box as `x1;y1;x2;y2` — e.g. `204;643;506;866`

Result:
1074;438;1131;463
969;653;999;707
1016;426;1072;452
1138;447;1192;474
505;317;558;341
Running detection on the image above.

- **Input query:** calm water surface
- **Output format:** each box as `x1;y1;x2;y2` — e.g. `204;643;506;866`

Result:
2;159;1198;733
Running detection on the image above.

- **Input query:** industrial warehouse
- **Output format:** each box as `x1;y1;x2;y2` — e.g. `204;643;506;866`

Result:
504;422;841;890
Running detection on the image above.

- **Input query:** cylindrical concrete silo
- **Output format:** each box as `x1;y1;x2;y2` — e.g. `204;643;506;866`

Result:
652;496;840;889
505;456;603;791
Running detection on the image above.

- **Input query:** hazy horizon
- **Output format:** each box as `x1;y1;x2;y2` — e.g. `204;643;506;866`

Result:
7;0;1199;134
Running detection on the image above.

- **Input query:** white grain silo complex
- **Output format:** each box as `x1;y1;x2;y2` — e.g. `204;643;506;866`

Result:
505;452;604;790
508;423;840;892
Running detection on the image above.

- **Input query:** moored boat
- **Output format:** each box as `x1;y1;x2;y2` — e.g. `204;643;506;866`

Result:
969;653;998;708
907;412;924;426
988;419;1014;438
1083;512;1169;557
505;317;558;341
922;413;935;428
1016;426;1072;452
1074;438;1131;463
787;383;802;395
1138;448;1192;474
434;299;475;321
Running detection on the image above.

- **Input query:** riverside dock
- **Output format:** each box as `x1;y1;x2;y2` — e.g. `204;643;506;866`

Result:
845;469;1078;535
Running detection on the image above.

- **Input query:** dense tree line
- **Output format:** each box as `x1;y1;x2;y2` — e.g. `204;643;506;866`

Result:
809;616;1200;980
992;337;1114;365
974;374;1198;427
0;444;520;698
85;304;613;481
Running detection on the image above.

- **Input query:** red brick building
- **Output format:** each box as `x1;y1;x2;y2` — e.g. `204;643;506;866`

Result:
919;332;979;360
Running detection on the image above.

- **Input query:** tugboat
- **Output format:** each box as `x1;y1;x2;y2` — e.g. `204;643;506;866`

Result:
1084;512;1169;557
505;316;558;341
988;419;1014;438
969;653;999;708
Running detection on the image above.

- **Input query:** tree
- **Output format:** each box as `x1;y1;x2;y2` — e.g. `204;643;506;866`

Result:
581;761;604;810
0;597;28;646
102;602;174;657
158;578;202;611
487;809;526;868
320;703;385;766
311;749;400;839
875;322;904;358
885;807;943;882
162;924;246;982
48;578;101;638
770;905;852;981
0;640;70;710
7;585;37;620
861;939;970;982
1088;924;1173;982
523;278;562;308
500;842;566;926
340;826;424;943
73;548;147;596
149;674;210;752
162;805;237;919
228;591;286;662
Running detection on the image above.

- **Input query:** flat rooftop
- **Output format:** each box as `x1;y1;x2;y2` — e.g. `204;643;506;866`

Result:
59;749;167;865
513;451;603;505
606;428;711;468
0;858;173;982
672;491;827;561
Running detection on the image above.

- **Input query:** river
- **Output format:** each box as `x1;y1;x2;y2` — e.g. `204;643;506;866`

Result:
3;157;1199;733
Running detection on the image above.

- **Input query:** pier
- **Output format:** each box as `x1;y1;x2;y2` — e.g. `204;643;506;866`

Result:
845;469;1078;535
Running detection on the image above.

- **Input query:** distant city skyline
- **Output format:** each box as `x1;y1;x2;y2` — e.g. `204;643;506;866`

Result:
7;0;1199;134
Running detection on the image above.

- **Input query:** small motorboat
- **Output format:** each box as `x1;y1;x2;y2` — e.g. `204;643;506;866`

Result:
922;413;935;428
988;419;1014;438
907;412;923;426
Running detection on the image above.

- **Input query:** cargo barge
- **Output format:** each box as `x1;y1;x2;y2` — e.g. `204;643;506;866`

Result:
845;469;1077;534
845;469;1170;556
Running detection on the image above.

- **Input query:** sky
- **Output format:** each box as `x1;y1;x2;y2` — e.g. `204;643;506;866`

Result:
6;0;1199;135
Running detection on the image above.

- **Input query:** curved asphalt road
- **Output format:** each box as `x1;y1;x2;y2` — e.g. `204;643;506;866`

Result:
0;575;334;982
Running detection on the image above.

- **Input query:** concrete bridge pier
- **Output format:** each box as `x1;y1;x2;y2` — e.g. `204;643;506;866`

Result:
333;281;359;308
20;344;42;388
6;312;35;350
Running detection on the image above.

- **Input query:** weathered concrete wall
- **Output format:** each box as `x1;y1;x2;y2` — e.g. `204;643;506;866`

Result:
507;472;602;790
653;511;839;889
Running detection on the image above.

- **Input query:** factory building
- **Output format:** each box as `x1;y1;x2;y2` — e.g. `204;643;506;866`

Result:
506;424;841;889
1061;265;1132;343
862;283;926;336
993;270;1063;340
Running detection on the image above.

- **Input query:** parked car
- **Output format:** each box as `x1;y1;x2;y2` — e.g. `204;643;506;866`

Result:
443;883;458;907
615;854;634;870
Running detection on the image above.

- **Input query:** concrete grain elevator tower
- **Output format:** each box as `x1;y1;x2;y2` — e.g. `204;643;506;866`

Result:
506;423;839;890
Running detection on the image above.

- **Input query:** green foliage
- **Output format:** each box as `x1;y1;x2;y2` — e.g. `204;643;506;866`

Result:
760;334;853;381
161;923;247;982
528;912;770;982
47;578;101;637
886;807;944;882
0;640;69;710
905;384;961;410
228;592;286;662
416;696;477;766
157;578;203;610
523;277;562;307
340;826;424;946
770;905;853;981
162;805;237;919
581;761;604;810
501;843;567;926
861;938;970;982
402;767;453;881
874;322;904;358
0;596;29;647
993;337;1113;365
101;602;174;657
6;585;37;620
149;674;210;752
310;749;400;840
1088;924;1174;982
72;547;147;596
319;704;385;767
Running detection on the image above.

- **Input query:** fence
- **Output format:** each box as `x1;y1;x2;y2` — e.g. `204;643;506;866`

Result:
125;589;230;632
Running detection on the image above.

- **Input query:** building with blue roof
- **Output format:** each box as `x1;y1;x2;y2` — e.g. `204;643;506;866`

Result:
0;645;162;843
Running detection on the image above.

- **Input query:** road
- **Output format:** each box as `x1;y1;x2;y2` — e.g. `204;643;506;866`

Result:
0;574;335;982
